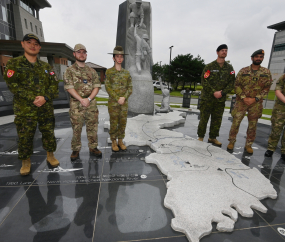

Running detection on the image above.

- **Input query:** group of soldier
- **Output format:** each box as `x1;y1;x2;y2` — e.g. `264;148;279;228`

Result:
3;34;285;176
4;34;132;175
198;44;285;160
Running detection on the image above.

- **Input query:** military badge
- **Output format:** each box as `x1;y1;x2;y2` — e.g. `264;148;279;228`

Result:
230;71;235;75
49;71;55;76
45;70;48;73
262;50;264;54
83;79;88;84
7;70;15;78
204;70;210;79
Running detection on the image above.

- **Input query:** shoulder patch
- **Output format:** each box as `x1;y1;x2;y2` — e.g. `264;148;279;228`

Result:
49;71;55;76
230;71;235;75
7;70;15;78
204;70;210;79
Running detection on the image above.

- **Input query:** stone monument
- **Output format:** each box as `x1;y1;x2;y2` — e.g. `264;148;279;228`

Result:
116;0;154;114
155;77;172;113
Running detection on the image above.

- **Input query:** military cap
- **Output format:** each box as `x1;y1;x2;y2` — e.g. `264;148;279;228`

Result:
251;49;265;57
217;44;228;52
74;43;87;52
108;46;128;55
142;34;149;40
23;33;41;45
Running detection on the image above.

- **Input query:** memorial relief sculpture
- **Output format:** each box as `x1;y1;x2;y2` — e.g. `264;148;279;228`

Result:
155;77;172;113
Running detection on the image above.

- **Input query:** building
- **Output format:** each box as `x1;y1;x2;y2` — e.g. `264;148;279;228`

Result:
85;62;107;83
268;21;285;90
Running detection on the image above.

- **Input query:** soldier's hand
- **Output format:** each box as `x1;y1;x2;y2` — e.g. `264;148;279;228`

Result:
243;97;256;106
33;96;46;107
214;91;222;99
80;98;90;107
118;97;125;105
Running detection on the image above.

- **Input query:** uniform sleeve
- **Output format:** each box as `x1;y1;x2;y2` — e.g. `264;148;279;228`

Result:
275;75;285;91
92;69;101;89
64;68;74;90
234;70;246;99
4;60;36;102
123;74;133;100
201;66;216;96
105;71;120;101
222;66;235;95
256;71;273;100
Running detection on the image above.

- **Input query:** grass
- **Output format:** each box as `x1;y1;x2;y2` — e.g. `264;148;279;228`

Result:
266;90;276;101
262;109;273;115
261;117;271;121
95;97;108;101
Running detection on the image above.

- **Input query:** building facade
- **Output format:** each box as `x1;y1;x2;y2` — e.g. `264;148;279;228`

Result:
268;21;285;90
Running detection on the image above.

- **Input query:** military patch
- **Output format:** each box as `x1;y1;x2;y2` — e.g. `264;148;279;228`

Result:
204;70;210;79
7;70;15;78
253;77;258;82
45;70;48;73
49;71;55;76
83;79;88;84
211;70;219;73
230;71;235;75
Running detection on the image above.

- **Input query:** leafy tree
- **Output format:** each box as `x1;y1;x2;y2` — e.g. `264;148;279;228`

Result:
152;62;164;80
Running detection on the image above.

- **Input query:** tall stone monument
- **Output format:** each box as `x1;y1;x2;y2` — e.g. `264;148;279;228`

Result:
116;0;154;114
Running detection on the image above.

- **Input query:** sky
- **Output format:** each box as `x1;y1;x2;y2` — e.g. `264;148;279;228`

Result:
40;0;285;72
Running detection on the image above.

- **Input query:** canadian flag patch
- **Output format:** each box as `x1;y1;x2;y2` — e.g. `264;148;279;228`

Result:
204;70;210;79
7;70;15;78
49;71;55;76
231;71;235;75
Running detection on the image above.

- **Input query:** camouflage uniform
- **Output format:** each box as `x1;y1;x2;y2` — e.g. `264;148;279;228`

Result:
4;55;58;160
198;60;235;138
105;66;132;140
267;74;285;153
64;63;101;151
228;66;272;146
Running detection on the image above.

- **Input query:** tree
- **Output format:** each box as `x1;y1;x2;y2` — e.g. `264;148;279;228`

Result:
152;62;164;80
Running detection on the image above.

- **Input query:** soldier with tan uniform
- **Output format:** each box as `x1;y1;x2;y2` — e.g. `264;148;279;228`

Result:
265;74;285;159
227;49;273;153
64;44;102;160
105;46;133;151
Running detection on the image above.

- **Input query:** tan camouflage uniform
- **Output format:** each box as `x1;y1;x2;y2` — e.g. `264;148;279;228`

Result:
229;66;272;146
105;66;132;140
64;63;101;151
267;74;285;153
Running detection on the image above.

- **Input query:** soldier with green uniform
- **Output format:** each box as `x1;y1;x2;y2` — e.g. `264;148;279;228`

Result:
227;49;272;153
64;44;102;160
105;46;133;151
198;44;235;146
4;33;59;176
265;74;285;159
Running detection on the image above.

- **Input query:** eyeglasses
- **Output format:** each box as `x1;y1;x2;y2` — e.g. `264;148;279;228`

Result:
76;51;87;54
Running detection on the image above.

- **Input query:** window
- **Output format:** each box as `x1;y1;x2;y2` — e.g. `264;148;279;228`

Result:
35;25;38;34
30;22;33;32
274;43;285;52
24;18;28;29
2;6;7;22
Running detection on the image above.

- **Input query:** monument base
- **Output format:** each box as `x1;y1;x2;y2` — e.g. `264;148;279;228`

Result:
128;68;154;114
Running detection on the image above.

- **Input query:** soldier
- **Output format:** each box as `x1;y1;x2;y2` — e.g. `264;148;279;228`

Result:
64;44;102;161
105;46;133;152
4;33;59;176
227;49;272;153
198;44;235;146
129;0;146;29
265;74;285;159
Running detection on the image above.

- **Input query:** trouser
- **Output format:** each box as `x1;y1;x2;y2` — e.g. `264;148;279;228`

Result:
197;99;225;139
228;100;263;146
108;100;128;140
69;101;99;151
14;115;56;160
267;108;285;153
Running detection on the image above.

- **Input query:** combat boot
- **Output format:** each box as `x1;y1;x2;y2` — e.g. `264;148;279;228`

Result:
208;138;222;147
71;151;80;161
198;137;203;142
20;158;31;176
245;145;253;154
112;140;119;152
90;148;102;157
118;139;127;150
227;141;235;150
47;152;60;167
264;150;273;157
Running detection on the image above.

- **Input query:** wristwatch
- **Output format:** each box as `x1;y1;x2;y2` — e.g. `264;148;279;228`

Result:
44;96;49;101
88;97;92;102
255;97;260;102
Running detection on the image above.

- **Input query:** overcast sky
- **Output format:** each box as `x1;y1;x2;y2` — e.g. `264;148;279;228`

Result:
40;0;284;72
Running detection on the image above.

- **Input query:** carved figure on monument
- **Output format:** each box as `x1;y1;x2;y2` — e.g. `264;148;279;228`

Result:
129;0;146;29
155;77;172;113
134;25;153;74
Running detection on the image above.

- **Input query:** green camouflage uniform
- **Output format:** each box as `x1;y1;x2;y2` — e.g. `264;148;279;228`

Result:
198;60;235;138
267;74;285;153
64;63;101;151
228;66;272;146
4;55;58;160
105;66;132;140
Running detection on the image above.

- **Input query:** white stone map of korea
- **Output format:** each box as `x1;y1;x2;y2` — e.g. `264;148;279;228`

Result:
104;111;277;242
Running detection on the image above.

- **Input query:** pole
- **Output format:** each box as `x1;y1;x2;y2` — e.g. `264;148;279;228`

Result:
169;46;173;89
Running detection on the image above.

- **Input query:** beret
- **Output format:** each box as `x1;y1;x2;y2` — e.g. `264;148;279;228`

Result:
251;49;265;57
217;44;228;52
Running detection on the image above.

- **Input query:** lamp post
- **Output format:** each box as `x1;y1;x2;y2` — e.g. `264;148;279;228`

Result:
168;46;174;89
